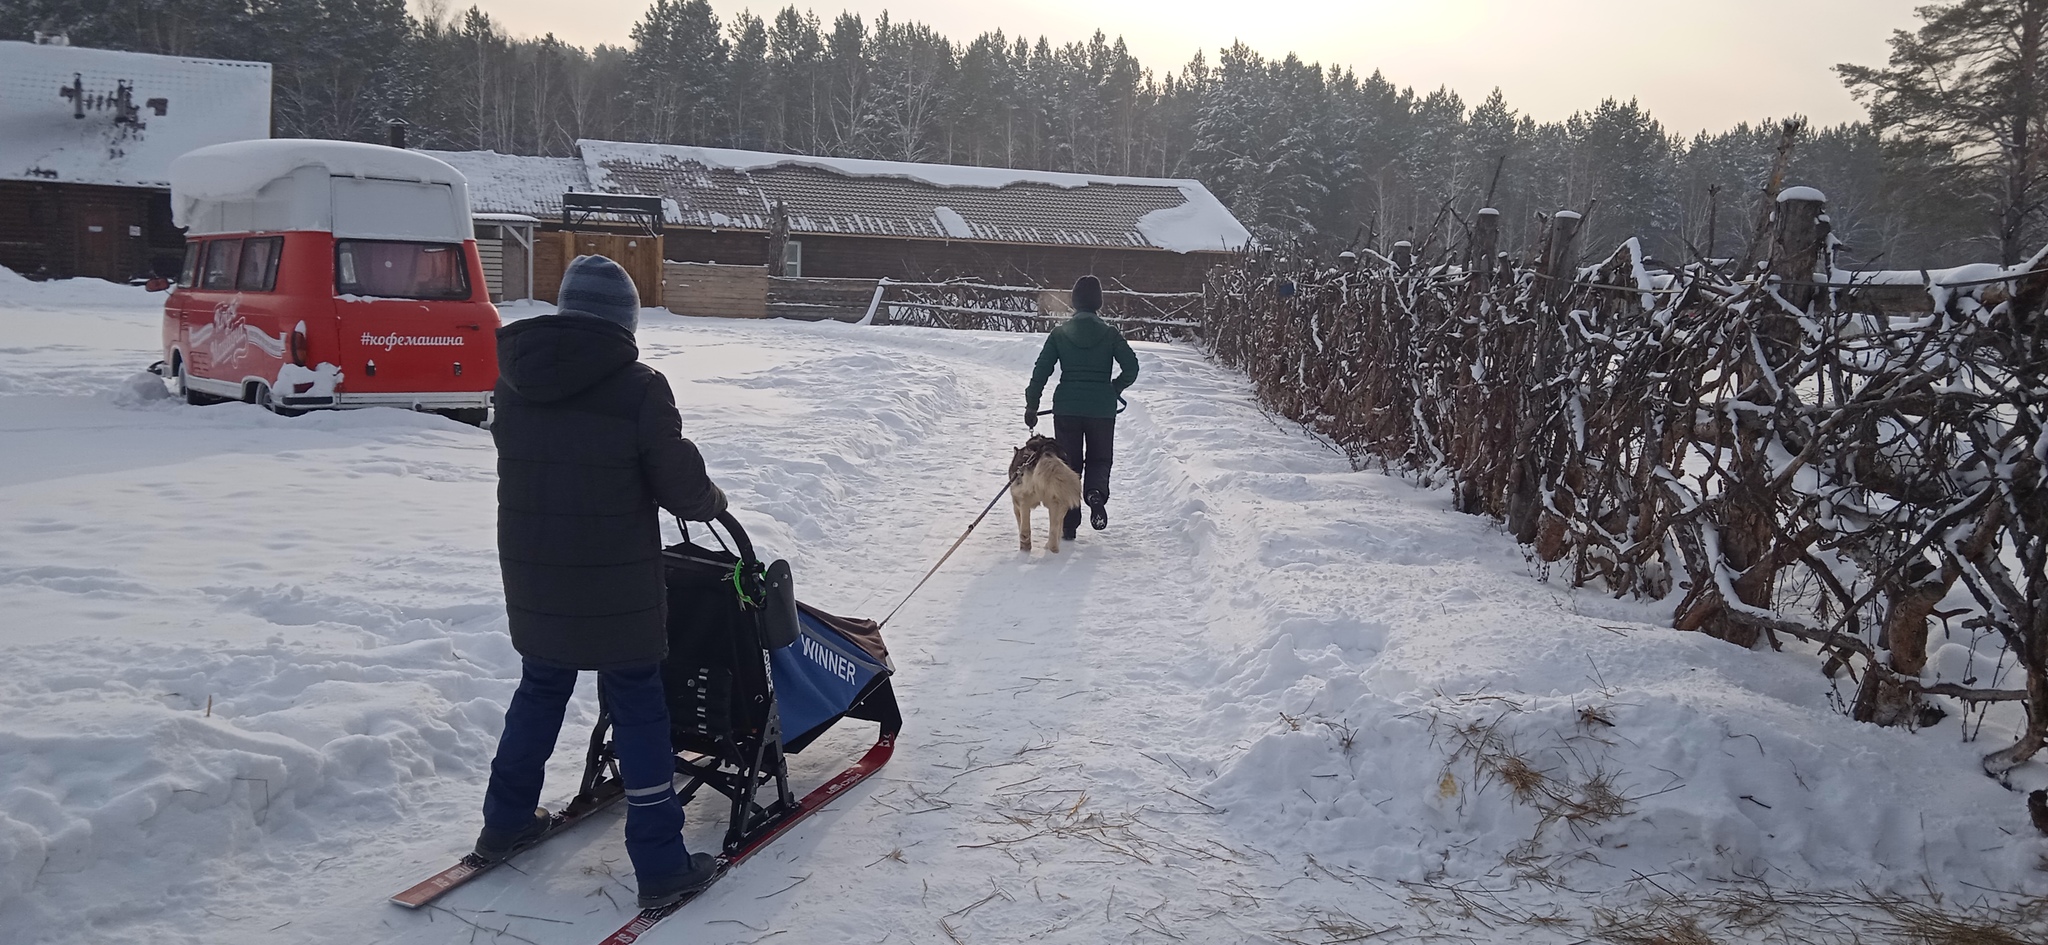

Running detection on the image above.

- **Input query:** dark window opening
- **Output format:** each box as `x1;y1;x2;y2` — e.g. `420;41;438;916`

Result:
237;236;283;291
200;239;242;290
179;243;200;288
146;192;182;243
335;240;469;301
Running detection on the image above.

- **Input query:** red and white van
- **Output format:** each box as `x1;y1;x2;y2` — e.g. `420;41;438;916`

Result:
160;139;498;424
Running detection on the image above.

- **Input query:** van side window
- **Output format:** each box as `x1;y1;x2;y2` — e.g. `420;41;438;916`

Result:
179;243;201;288
201;239;243;290
237;236;284;291
335;240;470;301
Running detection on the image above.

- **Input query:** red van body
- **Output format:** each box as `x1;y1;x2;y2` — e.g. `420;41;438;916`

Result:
161;140;499;422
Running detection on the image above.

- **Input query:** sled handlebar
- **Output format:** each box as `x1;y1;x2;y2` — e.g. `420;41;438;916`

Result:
715;510;758;566
673;510;760;566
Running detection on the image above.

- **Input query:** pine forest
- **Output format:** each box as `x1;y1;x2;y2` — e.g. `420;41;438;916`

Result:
0;0;2020;267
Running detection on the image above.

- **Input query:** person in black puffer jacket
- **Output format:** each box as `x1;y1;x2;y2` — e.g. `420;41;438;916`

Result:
477;255;723;909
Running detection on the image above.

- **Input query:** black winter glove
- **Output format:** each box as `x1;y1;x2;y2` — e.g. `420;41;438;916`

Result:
1025;407;1038;429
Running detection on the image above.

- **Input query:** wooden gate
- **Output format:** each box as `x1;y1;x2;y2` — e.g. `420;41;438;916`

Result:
76;205;124;282
532;231;665;306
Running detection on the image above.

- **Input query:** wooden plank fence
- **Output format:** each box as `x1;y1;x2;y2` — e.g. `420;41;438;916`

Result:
663;261;769;317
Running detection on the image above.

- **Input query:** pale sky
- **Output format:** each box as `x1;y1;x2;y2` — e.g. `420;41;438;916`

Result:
454;0;1926;136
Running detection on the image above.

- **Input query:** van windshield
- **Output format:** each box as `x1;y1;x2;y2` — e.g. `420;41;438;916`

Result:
336;241;470;301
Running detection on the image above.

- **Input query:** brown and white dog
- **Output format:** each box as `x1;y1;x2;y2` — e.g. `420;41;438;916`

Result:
1010;435;1084;553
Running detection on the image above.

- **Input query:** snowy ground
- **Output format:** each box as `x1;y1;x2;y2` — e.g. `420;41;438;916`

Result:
2;273;2044;945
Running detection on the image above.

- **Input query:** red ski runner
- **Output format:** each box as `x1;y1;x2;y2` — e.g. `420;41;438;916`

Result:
388;786;624;909
595;733;895;945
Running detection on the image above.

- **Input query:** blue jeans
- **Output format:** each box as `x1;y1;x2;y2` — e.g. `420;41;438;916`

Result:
483;659;690;880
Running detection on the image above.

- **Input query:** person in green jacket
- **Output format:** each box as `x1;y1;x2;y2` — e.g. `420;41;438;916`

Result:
1025;275;1139;540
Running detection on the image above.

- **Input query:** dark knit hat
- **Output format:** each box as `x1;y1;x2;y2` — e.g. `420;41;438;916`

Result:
558;255;639;331
1071;274;1103;313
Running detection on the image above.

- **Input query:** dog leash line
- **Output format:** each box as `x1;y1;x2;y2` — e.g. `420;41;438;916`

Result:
878;479;1014;630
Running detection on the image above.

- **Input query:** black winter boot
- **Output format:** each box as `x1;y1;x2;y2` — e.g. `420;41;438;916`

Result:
473;808;551;863
638;852;721;909
1062;507;1081;541
1086;492;1108;530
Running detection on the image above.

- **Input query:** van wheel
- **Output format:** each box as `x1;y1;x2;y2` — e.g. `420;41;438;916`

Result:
248;382;303;417
173;356;223;406
439;408;488;427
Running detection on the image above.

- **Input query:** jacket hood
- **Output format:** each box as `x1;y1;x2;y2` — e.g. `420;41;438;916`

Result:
1063;310;1116;347
497;313;639;403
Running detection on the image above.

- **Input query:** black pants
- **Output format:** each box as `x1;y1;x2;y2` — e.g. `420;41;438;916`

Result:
1053;414;1114;533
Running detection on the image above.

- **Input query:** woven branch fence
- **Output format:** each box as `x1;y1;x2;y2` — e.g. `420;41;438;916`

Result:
871;279;1202;344
1202;194;2048;782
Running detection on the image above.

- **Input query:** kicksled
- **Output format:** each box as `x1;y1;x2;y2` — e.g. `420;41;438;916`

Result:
390;512;901;942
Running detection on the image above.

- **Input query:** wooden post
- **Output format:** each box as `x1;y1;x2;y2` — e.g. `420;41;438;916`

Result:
1506;210;1582;545
765;201;790;277
1772;187;1827;314
1536;210;1581;310
1471;208;1500;286
1705;182;1721;263
1678;187;1831;650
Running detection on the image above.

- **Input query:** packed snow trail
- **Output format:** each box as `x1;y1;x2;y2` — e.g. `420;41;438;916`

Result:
0;276;2042;945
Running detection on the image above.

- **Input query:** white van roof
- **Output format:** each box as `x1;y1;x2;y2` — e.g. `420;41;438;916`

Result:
170;139;473;241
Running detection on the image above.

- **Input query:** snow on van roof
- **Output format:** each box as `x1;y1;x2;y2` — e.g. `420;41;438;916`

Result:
0;41;271;188
171;139;467;204
170;139;473;240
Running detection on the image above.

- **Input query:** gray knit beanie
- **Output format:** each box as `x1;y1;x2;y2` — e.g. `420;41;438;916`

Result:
557;255;639;331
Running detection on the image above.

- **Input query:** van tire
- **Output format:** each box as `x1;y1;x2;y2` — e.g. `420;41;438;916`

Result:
248;382;304;418
173;355;224;406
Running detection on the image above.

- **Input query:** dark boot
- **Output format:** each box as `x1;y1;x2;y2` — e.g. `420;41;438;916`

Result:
1062;506;1081;541
638;852;721;909
473;807;551;863
1086;491;1108;530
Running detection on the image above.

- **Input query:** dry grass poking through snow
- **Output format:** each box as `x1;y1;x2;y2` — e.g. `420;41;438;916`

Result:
1417;691;1669;862
1593;886;2048;945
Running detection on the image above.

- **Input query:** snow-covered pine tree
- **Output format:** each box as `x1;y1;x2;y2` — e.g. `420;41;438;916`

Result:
1188;42;1271;238
766;6;826;153
1839;0;2048;265
727;12;770;151
865;14;954;163
953;32;1018;167
625;0;729;145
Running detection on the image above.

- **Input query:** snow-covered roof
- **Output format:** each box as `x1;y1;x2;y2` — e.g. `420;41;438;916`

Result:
417;141;1248;252
418;149;588;218
0;41;270;189
579;140;1248;253
170;139;472;241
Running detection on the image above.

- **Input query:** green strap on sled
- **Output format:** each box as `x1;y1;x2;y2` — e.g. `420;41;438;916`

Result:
731;562;761;608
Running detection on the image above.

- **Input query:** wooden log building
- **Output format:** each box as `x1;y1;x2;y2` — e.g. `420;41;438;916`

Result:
427;140;1248;310
0;40;271;282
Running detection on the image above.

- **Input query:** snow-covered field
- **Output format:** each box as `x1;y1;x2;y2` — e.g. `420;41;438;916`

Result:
1;272;2042;945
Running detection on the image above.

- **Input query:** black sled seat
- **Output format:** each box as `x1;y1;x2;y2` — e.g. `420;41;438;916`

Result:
576;511;900;857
